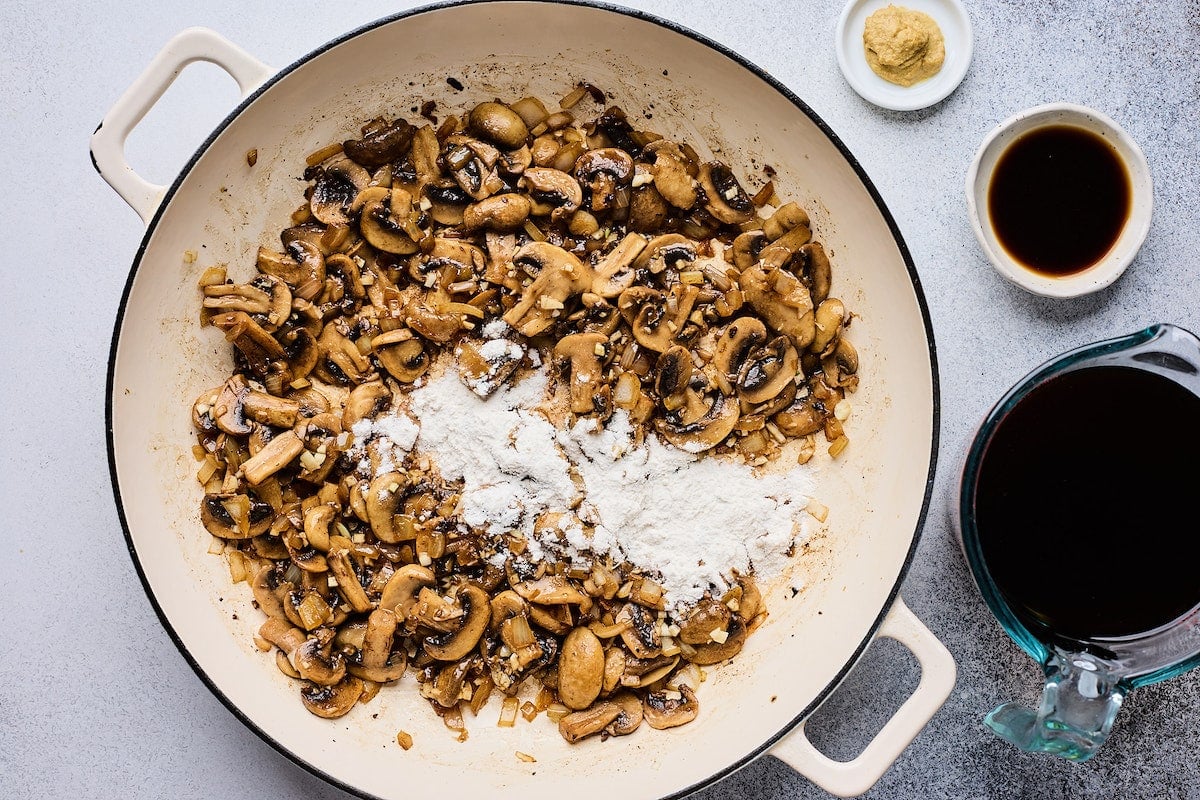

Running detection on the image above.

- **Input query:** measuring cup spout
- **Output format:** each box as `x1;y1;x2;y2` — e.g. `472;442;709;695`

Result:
984;652;1124;761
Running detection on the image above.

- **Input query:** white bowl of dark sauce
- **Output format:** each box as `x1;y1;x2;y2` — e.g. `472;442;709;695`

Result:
966;103;1153;298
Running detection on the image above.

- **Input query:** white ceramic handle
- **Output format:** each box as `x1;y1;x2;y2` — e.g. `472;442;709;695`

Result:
771;596;956;797
90;27;274;224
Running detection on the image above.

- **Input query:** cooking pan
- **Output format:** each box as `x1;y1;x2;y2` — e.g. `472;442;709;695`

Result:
94;3;953;797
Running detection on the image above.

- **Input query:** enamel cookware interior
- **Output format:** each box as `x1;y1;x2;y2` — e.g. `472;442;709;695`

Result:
103;3;941;798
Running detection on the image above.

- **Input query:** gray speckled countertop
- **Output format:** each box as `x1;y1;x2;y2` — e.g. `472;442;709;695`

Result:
3;1;1199;798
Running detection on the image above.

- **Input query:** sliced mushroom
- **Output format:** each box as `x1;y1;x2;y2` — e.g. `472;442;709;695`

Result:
602;647;627;695
739;265;815;350
405;304;462;344
293;635;347;686
712;317;768;392
677;599;733;646
242;390;301;429
684;616;748;665
259;616;307;655
251;567;292;622
617;285;697;353
615;602;660;659
241;430;304;486
521;167;582;219
761;201;810;241
698;161;753;224
202;275;291;334
731;230;768;269
633;234;696;275
348;608;407;683
423;180;472;226
256;241;326;294
468;101;530;150
343;119;415;169
799;242;832;305
574;148;634;212
558;701;623;743
502;243;594;337
606;691;644;735
314;323;373;385
626;177;668;231
656;390;740;453
327;547;374;613
421;658;475;708
558;627;605;710
773;394;826;437
621;653;680;689
643;684;699;729
462;192;532;231
737;336;799;404
555;332;609;414
343;380;391;429
211;375;252;436
424;583;490;661
822;337;860;389
359;186;421;255
210;311;287;379
373;330;429;383
512;576;593;612
366;472;411;543
302;504;335;552
311;155;371;226
810;298;846;357
590;232;647;298
300;676;363;719
649;149;698;210
379;564;436;618
201;492;273;539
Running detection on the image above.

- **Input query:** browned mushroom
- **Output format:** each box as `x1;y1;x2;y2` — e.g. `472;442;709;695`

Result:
300;676;364;718
424;583;490;661
643;684;699;729
574;148;634;212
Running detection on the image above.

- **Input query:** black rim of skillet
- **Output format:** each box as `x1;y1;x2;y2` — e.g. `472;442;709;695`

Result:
99;1;940;797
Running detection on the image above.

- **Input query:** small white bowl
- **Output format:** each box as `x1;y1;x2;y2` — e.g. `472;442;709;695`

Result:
836;0;973;112
965;103;1154;298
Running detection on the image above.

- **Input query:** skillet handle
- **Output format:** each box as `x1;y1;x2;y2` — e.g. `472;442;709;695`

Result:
90;27;274;225
770;596;956;797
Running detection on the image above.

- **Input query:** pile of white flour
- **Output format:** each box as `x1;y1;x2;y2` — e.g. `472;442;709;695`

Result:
350;366;813;609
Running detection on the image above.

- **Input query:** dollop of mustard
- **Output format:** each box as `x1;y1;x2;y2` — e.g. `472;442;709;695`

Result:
862;4;945;87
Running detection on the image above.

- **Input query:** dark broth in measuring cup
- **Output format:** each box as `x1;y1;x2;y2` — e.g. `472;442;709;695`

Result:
974;365;1200;643
988;125;1132;277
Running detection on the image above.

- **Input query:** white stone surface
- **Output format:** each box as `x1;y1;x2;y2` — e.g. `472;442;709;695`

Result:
2;1;1198;798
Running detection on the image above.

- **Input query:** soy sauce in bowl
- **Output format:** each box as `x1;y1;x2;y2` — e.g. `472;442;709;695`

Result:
988;125;1132;277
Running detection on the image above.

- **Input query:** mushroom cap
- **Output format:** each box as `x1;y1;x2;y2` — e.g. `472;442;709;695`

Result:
606;691;645;736
656;390;741;453
300;676;364;719
574;147;635;183
365;472;410;543
311;155;371;226
424;583;490;661
521;167;583;213
468;101;529;150
643;684;699;730
343;119;415;169
713;316;768;380
558;627;605;710
201;492;273;540
379;564;436;618
736;335;799;404
293;636;347;686
698;161;754;225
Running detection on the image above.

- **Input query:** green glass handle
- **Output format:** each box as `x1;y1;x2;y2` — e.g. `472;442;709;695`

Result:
984;652;1125;761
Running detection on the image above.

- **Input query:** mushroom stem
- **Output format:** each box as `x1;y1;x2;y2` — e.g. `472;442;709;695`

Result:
241;430;303;485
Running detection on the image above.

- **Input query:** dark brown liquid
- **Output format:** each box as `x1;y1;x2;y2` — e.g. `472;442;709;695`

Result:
988;125;1131;276
974;366;1200;642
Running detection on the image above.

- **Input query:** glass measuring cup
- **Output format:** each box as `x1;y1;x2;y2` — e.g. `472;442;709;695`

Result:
954;323;1200;761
